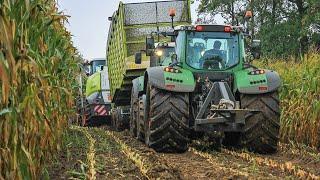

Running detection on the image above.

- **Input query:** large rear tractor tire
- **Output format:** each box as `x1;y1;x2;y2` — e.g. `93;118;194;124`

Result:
145;85;190;153
137;95;146;142
240;91;280;154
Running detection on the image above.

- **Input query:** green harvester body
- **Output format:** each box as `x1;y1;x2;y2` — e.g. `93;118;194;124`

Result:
106;0;191;106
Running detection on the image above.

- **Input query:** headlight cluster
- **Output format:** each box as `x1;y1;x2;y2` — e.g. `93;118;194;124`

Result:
248;69;265;75
164;67;181;73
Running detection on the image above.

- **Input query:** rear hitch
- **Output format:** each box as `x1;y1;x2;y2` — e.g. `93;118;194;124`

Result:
194;82;260;132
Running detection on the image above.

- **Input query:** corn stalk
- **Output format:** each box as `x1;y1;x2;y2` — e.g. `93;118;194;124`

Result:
256;53;320;149
0;0;80;179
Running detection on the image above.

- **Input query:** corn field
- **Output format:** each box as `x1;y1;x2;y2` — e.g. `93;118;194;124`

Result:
257;53;320;149
0;0;319;179
0;0;79;179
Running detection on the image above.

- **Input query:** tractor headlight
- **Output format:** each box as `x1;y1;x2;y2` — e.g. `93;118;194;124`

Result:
155;50;163;57
164;67;181;73
249;69;265;75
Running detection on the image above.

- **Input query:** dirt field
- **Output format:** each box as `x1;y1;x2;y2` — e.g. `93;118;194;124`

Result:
48;126;320;180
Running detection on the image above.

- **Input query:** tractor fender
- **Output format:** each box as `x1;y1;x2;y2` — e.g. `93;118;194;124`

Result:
237;70;281;94
265;70;281;92
144;66;195;92
132;78;139;99
132;76;144;98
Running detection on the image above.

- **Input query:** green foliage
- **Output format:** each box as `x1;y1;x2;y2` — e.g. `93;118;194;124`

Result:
0;0;80;179
256;53;320;149
259;21;301;58
197;0;246;25
197;0;320;58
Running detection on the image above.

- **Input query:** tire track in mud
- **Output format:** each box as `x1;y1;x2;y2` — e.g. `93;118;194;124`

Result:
70;126;97;179
220;148;320;179
87;127;147;179
103;128;316;179
105;130;181;179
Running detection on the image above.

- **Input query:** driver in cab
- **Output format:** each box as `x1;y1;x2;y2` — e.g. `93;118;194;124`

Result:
201;40;225;69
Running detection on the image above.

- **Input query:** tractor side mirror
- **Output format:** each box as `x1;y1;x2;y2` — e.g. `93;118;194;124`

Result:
150;55;159;67
135;52;142;64
171;53;178;64
108;17;113;21
146;36;155;56
251;39;261;59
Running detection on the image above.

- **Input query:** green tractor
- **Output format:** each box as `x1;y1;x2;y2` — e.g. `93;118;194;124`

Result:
79;58;112;126
130;24;281;154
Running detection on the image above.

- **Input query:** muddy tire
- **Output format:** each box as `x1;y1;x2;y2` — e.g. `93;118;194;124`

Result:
137;95;146;141
145;85;190;153
130;91;138;138
111;109;117;130
112;108;123;131
240;91;280;154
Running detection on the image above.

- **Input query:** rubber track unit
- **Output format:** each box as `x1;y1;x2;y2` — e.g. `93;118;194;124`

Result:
240;91;280;154
147;86;190;153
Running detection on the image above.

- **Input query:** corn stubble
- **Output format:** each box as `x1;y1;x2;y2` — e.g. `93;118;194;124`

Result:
0;0;79;179
257;53;320;149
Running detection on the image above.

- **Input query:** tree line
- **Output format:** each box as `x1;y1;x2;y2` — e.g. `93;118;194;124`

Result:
196;0;320;58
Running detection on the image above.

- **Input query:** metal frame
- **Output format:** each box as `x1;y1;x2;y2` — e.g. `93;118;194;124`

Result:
194;82;260;132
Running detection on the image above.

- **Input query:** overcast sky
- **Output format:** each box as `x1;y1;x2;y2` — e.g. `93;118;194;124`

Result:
57;0;202;60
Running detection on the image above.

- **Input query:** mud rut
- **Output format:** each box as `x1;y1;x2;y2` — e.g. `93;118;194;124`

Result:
96;127;320;180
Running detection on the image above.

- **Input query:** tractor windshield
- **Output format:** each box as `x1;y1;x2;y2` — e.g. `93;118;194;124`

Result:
91;60;105;74
186;32;239;70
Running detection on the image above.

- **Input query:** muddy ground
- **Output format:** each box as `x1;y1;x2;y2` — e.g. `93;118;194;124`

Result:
47;127;145;179
48;126;320;180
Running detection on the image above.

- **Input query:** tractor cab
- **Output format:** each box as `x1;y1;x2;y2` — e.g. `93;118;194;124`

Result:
86;58;106;76
172;25;248;72
185;25;242;71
